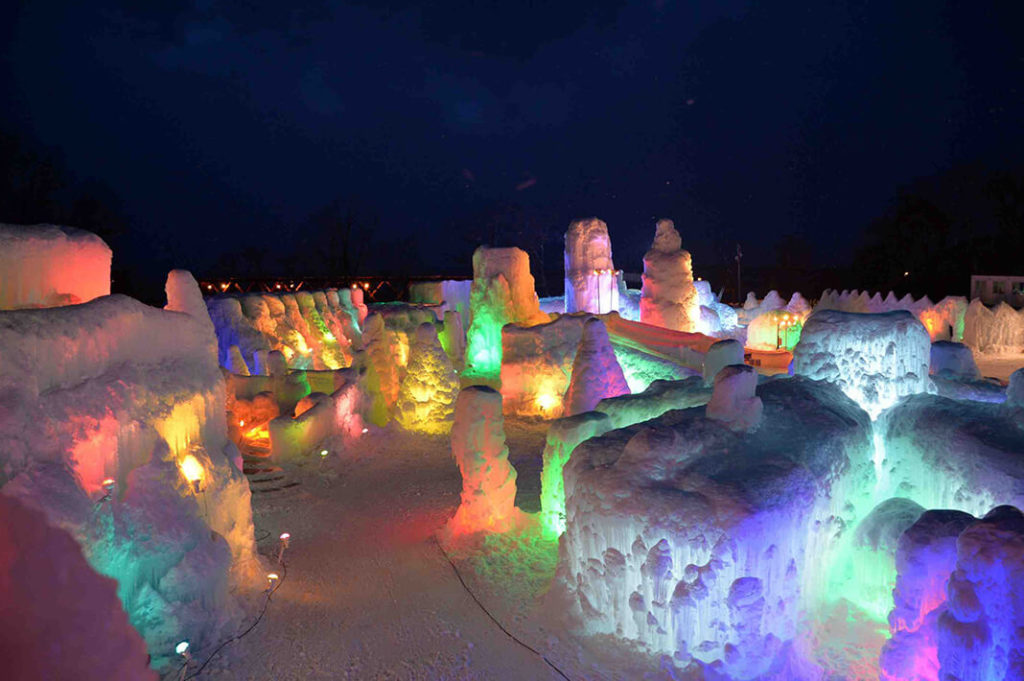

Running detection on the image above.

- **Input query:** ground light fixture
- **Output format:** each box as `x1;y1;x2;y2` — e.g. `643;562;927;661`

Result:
277;532;290;564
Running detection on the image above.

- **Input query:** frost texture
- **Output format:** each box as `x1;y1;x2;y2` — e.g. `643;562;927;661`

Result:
793;309;932;417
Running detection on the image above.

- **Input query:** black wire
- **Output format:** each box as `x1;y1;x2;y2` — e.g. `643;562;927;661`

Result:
431;535;573;681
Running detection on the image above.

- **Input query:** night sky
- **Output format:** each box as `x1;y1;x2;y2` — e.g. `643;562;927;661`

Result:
2;1;1022;289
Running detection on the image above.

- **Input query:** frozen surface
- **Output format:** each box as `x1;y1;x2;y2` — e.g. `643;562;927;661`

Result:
557;376;874;678
0;223;111;309
563;318;630;416
793;309;932;417
395;322;460;434
564;217;620;314
640;219;699;332
0;494;156;680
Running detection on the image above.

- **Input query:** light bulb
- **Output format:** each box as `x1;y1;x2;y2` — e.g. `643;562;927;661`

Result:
176;641;189;655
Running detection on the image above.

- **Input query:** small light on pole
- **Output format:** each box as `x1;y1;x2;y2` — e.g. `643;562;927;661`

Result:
99;478;115;504
277;532;291;564
175;640;192;680
266;572;279;594
361;427;369;434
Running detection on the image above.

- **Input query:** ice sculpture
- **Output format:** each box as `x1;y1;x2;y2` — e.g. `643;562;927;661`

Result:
929;340;980;380
0;223;111;309
395;322;460;434
963;299;1024;354
501;314;587;417
640;219;699;332
557;377;874;678
704;364;762;431
1008;369;1024;407
563;318;630;416
444;386;520;536
564;217;619;314
360;313;402;426
793;310;932;417
880;509;974;681
0;494;157;681
703;339;744;385
464;246;547;381
938;506;1024;680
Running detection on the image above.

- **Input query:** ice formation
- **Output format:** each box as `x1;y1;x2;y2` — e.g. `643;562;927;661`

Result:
563;318;630;416
703;339;745;385
556;377;874;678
640;219;699;332
564;217;619;314
929;340;980;380
360;313;403;425
408;278;472;325
0;494;157;681
464;246;548;381
1008;368;1024;407
793;309;932;417
963;299;1024;354
0;223;112;309
816;289;969;343
394;322;460;434
704;364;762;431
444;386;520;535
0;271;256;667
500;314;586;417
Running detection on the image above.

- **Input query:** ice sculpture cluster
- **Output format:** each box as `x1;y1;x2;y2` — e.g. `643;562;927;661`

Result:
394;322;460;434
207;287;365;372
444;386;520;536
0;267;256;668
816;288;968;344
0;223;112;309
963;298;1024;354
563;318;630;416
793;309;932;417
742;291;810;350
464;246;548;381
640;219;699;332
564;218;620;314
556;377;875;678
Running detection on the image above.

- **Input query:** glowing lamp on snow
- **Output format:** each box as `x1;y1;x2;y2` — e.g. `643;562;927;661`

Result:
180;454;205;493
361;427;369;434
175;641;189;656
320;449;329;457
535;392;560;414
98;478;115;504
277;532;291;564
266;572;280;593
238;420;245;428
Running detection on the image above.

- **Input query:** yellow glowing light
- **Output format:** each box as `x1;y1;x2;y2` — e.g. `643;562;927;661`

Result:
221;282;229;290
319;449;328;457
362;282;369;290
535;392;560;412
180;454;204;485
102;478;115;487
238;420;245;427
267;572;279;585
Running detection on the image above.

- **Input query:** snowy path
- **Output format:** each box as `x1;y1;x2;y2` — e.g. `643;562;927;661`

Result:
205;426;565;681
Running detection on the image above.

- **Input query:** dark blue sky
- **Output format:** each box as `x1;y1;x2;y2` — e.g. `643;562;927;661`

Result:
2;0;1021;279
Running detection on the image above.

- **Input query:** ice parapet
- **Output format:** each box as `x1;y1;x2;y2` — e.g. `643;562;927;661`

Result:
557;377;874;678
640;219;699;332
0;223;111;309
564;217;619;314
793;309;932;417
563;318;630;417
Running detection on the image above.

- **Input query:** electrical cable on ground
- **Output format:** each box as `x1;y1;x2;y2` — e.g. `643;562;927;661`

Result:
431;534;573;681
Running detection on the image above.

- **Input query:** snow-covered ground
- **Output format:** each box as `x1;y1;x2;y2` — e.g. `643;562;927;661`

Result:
202;421;678;681
974;352;1024;383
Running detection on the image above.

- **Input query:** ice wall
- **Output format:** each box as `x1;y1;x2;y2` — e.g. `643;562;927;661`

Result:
0;276;255;668
268;375;366;461
640;219;699;332
206;287;363;373
0;223;111;309
0;494;157;681
564;217;619;314
793;309;932;417
816;289;968;343
444;386;520;536
360;313;403;426
408;278;472;325
394;322;460;434
556;377;874;678
963;299;1024;354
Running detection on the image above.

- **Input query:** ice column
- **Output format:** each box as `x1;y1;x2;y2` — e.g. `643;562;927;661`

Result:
639;219;699;332
564;217;619;314
445;386;520;535
395;322;460;435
